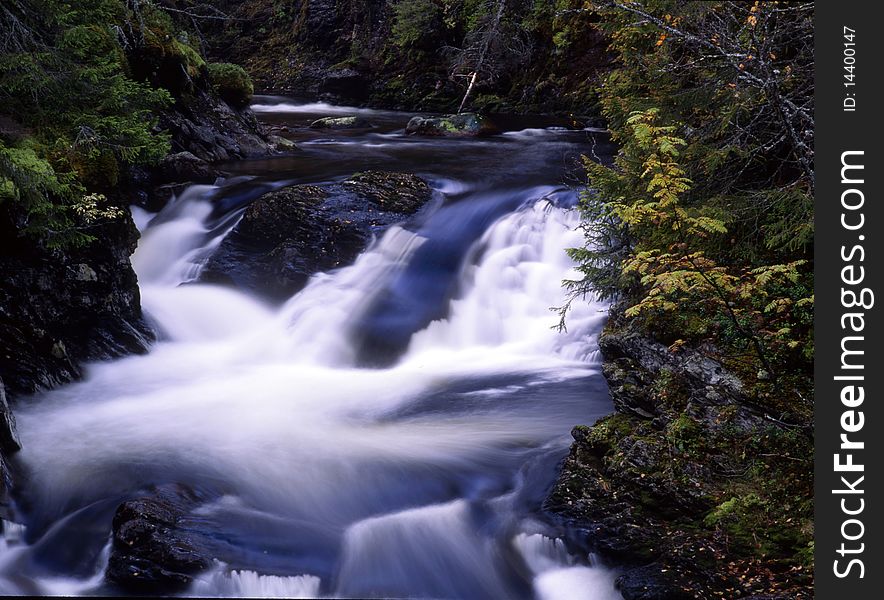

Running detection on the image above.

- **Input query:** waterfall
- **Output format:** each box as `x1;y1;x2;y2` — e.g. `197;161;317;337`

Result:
1;101;619;599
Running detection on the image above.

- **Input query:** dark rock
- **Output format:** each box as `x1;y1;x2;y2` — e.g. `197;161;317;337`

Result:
598;327;763;433
158;90;272;163
319;68;369;101
0;378;20;521
341;171;431;214
0;115;29;143
156;152;219;184
106;484;214;593
200;172;432;301
544;314;812;598
235;185;329;248
299;0;341;45
405;113;499;137
309;116;374;129
0;206;154;399
617;564;695;600
0;381;20;455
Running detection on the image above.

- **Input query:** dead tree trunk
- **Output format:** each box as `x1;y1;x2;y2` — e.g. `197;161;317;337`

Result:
455;0;506;114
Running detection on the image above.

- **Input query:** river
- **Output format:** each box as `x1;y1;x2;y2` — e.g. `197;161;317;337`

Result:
0;99;622;599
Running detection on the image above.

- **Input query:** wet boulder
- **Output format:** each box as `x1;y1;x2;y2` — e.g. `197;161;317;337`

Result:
0;204;153;398
200;171;433;301
106;484;215;593
310;116;374;129
405;113;498;137
341;171;431;214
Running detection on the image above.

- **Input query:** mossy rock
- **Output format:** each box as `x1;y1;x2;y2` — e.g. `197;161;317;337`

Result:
309;116;374;130
207;63;254;109
405;113;498;137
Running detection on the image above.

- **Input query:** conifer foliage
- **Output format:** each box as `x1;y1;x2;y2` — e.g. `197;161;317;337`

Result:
566;1;814;393
0;0;186;247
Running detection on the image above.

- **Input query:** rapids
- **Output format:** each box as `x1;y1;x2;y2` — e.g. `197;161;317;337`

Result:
0;99;621;599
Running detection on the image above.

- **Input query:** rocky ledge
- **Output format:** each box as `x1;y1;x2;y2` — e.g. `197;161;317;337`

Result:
201;171;433;301
544;311;814;599
0;211;153;399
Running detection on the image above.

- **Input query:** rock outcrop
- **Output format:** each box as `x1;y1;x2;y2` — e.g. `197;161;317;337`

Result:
544;312;814;599
0;210;153;399
159;90;271;164
0;379;20;520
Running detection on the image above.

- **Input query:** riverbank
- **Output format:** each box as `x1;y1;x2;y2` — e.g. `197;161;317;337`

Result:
544;310;814;599
200;0;612;115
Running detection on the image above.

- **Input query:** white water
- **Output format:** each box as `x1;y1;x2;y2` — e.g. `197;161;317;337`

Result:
250;101;380;116
189;567;321;598
3;175;618;598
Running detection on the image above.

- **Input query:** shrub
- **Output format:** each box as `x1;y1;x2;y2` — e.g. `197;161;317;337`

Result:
207;62;254;109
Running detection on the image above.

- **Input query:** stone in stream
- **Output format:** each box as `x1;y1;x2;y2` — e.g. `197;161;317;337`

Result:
106;484;215;592
309;115;374;129
200;171;433;301
405;113;498;137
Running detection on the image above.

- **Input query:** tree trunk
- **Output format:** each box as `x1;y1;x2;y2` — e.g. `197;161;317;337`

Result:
457;71;478;114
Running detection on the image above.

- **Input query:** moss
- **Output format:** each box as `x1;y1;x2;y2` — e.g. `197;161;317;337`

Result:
582;413;635;446
207;63;254;109
664;414;703;456
172;39;206;79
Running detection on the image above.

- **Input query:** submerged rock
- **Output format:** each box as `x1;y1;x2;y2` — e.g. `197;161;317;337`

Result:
405;113;498;137
106;484;214;593
200;171;433;301
310;116;374;129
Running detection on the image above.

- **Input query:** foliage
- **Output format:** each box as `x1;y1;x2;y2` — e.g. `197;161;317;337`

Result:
559;2;815;580
0;0;199;247
207;62;253;108
391;0;443;48
565;1;814;384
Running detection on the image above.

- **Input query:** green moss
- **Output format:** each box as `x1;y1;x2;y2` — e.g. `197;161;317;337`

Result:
172;39;206;79
665;414;703;455
582;413;635;446
207;62;254;109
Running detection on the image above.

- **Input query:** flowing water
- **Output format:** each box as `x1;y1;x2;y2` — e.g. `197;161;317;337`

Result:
0;99;621;599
